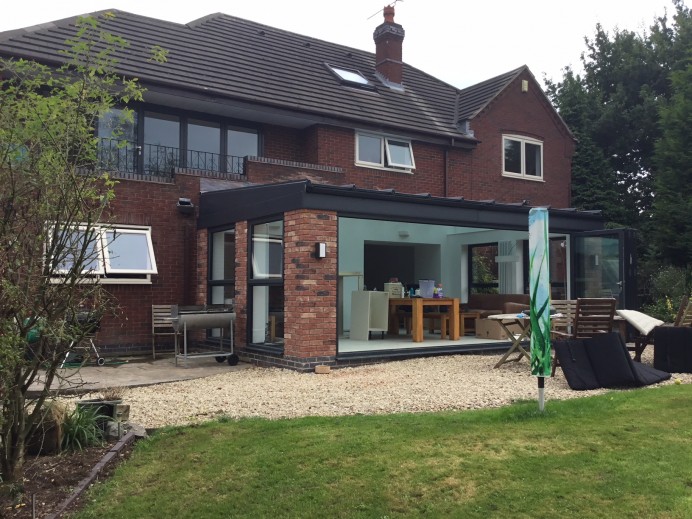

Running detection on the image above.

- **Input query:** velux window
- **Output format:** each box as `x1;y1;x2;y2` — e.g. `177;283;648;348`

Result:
51;224;157;282
356;132;415;171
503;135;543;178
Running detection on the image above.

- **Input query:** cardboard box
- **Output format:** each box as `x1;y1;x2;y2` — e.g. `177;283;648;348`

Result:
475;319;521;340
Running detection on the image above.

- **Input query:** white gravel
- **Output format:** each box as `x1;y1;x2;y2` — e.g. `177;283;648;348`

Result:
110;349;692;429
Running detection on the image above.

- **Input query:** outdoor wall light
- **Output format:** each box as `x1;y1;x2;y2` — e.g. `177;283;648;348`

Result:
176;197;195;215
315;242;327;259
398;230;410;239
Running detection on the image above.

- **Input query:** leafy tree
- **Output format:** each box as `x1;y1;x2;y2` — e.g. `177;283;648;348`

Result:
545;68;626;225
547;1;691;227
0;15;144;488
652;60;692;267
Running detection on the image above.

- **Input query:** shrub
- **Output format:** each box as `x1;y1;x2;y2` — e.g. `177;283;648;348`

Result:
641;266;691;322
62;404;105;451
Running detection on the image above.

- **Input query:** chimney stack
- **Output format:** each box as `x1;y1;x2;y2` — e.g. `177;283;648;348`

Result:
373;5;405;85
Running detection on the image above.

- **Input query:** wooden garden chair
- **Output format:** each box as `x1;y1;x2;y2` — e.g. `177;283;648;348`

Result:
152;305;179;359
551;298;616;376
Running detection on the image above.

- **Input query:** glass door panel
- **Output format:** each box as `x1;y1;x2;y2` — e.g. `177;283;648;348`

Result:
143;112;180;174
572;229;636;309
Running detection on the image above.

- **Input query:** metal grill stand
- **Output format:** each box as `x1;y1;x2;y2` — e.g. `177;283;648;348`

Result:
172;305;237;367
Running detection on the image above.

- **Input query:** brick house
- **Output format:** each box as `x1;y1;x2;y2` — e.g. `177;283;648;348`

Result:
0;7;636;370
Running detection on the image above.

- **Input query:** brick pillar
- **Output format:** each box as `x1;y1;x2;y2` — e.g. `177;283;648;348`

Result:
283;209;338;362
234;221;248;348
195;228;208;305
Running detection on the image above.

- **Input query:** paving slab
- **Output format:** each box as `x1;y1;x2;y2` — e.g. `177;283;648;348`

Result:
28;355;251;397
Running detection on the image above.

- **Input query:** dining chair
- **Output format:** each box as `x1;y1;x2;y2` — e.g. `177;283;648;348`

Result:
551;297;616;376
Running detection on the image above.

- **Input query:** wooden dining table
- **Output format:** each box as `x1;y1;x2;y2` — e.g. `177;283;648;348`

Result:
388;297;460;342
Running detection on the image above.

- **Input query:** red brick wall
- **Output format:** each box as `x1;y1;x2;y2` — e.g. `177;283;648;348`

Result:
282;210;338;359
234;221;248;349
457;70;575;206
95;174;201;354
247;83;573;207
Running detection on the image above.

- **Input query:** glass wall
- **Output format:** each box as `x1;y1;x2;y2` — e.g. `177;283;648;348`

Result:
469;244;499;294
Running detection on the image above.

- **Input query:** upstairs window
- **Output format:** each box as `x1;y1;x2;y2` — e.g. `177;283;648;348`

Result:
503;135;543;179
356;132;415;172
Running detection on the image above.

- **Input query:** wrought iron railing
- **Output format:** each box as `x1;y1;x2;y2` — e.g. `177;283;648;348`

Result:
97;138;247;177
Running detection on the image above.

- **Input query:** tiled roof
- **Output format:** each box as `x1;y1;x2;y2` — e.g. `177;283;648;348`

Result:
456;66;526;120
0;10;528;142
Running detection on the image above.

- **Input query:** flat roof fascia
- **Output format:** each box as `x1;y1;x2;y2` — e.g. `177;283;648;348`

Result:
199;181;604;234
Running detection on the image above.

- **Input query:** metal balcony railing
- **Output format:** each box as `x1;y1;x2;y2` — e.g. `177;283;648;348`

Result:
97;138;247;177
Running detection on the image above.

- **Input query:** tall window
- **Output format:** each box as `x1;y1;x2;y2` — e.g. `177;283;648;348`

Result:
97;108;138;172
143;112;180;174
97;108;260;175
356;132;415;171
209;229;236;306
187;119;220;171
227;128;259;174
249;220;284;346
469;244;499;294
503;135;543;179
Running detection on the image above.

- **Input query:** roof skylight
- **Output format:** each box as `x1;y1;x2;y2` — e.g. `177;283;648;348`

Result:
326;64;373;88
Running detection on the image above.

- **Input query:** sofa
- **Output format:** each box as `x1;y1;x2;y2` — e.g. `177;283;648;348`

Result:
465;293;530;318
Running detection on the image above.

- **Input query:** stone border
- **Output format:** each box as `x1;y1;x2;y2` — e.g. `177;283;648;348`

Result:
46;431;137;519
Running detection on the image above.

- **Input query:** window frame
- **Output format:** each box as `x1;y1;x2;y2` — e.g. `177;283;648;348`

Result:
49;225;105;276
49;224;157;284
502;134;543;180
102;226;158;275
247;217;285;349
355;131;416;172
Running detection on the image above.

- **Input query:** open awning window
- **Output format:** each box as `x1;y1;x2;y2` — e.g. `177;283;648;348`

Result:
50;224;157;278
103;227;157;274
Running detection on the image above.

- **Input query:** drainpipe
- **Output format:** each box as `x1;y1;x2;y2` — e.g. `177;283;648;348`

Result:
444;146;450;197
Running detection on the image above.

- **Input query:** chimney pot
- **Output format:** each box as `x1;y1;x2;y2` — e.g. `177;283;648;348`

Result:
383;5;395;23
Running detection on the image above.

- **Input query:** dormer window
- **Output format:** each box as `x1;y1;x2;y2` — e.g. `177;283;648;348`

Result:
356;131;415;172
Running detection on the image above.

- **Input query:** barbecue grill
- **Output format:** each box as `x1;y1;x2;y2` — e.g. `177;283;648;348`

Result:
171;305;237;367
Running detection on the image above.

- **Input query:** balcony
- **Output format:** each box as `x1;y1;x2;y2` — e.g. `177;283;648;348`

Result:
97;138;248;179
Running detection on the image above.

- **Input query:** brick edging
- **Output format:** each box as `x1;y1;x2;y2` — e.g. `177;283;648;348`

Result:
46;431;137;519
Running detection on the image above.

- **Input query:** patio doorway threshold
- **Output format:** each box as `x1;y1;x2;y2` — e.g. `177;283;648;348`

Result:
336;336;512;361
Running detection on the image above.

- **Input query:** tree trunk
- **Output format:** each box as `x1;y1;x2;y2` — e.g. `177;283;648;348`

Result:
1;375;27;485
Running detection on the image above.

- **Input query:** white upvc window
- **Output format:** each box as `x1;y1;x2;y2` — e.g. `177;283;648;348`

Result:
502;135;543;179
356;131;415;172
50;224;157;282
102;227;157;274
51;226;105;275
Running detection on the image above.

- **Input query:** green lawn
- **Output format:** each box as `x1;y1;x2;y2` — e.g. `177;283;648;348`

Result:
73;385;692;519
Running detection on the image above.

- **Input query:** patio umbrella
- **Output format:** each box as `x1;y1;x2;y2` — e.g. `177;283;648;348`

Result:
528;207;551;411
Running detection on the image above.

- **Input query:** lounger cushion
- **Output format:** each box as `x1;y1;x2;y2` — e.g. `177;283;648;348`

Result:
616;309;663;336
554;332;671;390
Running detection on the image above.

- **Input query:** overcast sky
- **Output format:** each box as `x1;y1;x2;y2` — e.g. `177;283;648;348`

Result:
1;0;676;88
